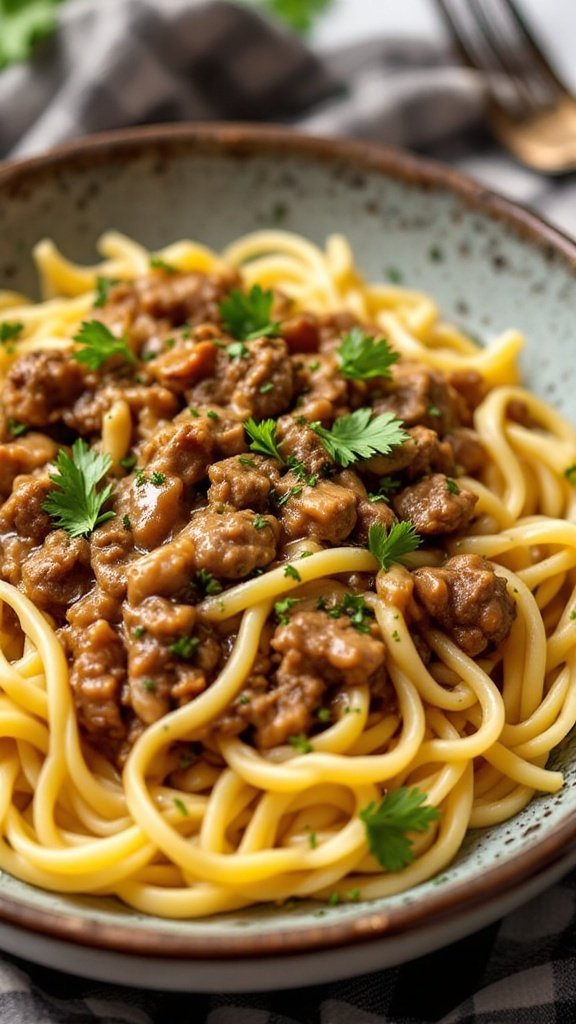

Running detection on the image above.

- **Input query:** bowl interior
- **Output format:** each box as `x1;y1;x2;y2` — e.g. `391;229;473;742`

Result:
0;126;575;958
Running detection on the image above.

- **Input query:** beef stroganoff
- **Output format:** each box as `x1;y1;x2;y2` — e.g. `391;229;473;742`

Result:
0;229;574;918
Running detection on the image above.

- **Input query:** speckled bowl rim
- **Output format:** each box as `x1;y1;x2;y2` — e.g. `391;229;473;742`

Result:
0;122;575;962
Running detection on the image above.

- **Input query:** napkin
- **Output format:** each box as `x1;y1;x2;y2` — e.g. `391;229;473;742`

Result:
1;2;575;1022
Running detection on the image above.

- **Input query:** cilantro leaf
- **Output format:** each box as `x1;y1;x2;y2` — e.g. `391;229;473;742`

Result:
42;439;114;538
360;787;440;871
219;285;280;341
368;521;421;572
73;320;136;371
0;0;64;70
337;328;399;381
244;417;284;462
311;408;408;468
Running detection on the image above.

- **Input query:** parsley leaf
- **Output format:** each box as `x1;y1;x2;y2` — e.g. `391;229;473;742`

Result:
195;569;223;596
260;0;333;34
244;417;284;462
564;465;576;486
360;787;440;871
0;321;23;344
219;285;280;341
368;476;401;504
226;341;250;361
274;597;301;625
169;635;200;660
311;408;408;468
42;439;114;538
94;276;119;308
288;733;313;754
283;564;301;581
445;477;461;495
7;418;27;438
337;327;399;381
327;593;374;633
73;320;136;371
150;256;177;274
368;521;421;572
0;0;64;70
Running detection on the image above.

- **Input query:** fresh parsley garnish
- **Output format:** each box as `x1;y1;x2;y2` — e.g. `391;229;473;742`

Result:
226;341;250;361
274;597;301;625
445;478;461;495
94;276;119;308
253;514;269;530
42;439;114;538
150;471;166;486
169;635;200;660
368;476;401;503
261;0;333;34
288;734;313;754
195;569;223;596
317;707;332;723
564;465;576;486
73;320;136;371
336;327;399;381
244;417;284;462
219;285;280;341
173;797;189;816
327;594;374;633
283;564;301;582
0;321;23;344
150;256;177;274
360;787;440;871
7;418;27;438
311;408;408;468
368;521;421;571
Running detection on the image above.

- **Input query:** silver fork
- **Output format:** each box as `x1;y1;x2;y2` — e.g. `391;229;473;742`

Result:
436;0;576;173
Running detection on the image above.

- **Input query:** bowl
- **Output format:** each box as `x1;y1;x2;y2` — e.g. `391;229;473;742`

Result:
0;123;575;992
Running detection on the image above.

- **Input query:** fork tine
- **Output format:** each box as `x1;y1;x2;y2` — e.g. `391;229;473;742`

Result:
504;0;568;95
437;0;528;118
468;0;558;114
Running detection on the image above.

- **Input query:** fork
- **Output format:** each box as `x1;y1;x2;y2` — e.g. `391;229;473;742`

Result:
436;0;576;174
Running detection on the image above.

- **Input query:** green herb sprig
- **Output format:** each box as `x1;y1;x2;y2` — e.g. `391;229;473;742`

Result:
368;521;421;571
311;408;408;468
360;787;440;871
42;439;114;538
73;320;136;371
337;327;399;381
219;285;280;341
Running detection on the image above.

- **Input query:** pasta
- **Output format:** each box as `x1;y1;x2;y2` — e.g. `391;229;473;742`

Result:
0;228;574;920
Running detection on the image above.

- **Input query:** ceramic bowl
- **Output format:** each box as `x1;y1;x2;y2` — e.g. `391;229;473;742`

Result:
0;124;575;992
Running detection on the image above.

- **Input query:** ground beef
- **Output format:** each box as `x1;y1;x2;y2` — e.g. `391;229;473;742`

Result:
91;514;136;600
207;454;280;511
1;351;87;428
187;337;295;420
412;553;516;656
374;361;468;434
140;411;245;486
362;426;455;480
276;415;334;476
393;474;478;535
66;380;178;438
222;611;386;748
276;476;357;544
0;475;54;585
65;620;127;738
292;353;350;423
281;313;320;354
20;530;92;616
0;433;58;497
127;508;279;605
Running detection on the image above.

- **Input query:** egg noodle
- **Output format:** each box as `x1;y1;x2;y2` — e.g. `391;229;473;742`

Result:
0;229;575;918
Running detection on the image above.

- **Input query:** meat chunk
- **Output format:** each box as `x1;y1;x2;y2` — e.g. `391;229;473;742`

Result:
66;620;127;738
140;411;245;487
393;474;477;535
2;351;86;428
207;455;280;511
0;433;58;497
292;353;350;423
126;473;184;549
66;381;178;438
20;530;92;616
187;337;295;420
91;514;136;600
375;361;468;434
412;554;516;656
448;370;487;416
148;339;218;392
362;426;454;480
0;473;53;543
123;598;221;724
281;313;320;354
127;508;279;604
445;428;487;475
276;416;334;477
277;476;357;544
221;611;387;748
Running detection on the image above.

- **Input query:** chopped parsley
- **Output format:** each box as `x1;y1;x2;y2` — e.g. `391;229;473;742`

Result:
195;569;223;596
275;485;302;507
141;679;157;693
42;439;114;538
150;256;177;274
445;477;461;495
311;408;408;468
328;593;374;633
219;285;280;341
427;404;442;418
283;564;301;582
169;635;200;660
122;514;132;531
133;626;146;639
119;454;137;471
206;410;219;421
368;476;401;504
288;734;313;754
327;890;340;906
173;797;189;816
336;327;399;381
239;456;257;468
307;830;318;849
286;456;317;487
94;276;119;308
360;786;440;871
317;707;332;723
150;471;166;486
72;319;136;371
134;468;147;487
259;381;275;394
0;321;23;344
274;597;300;624
244;417;284;462
368;521;421;572
7;418;27;438
564;465;576;486
226;341;250;361
253;515;269;530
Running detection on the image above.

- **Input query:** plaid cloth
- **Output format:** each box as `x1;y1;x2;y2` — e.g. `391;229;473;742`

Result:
1;2;576;1021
